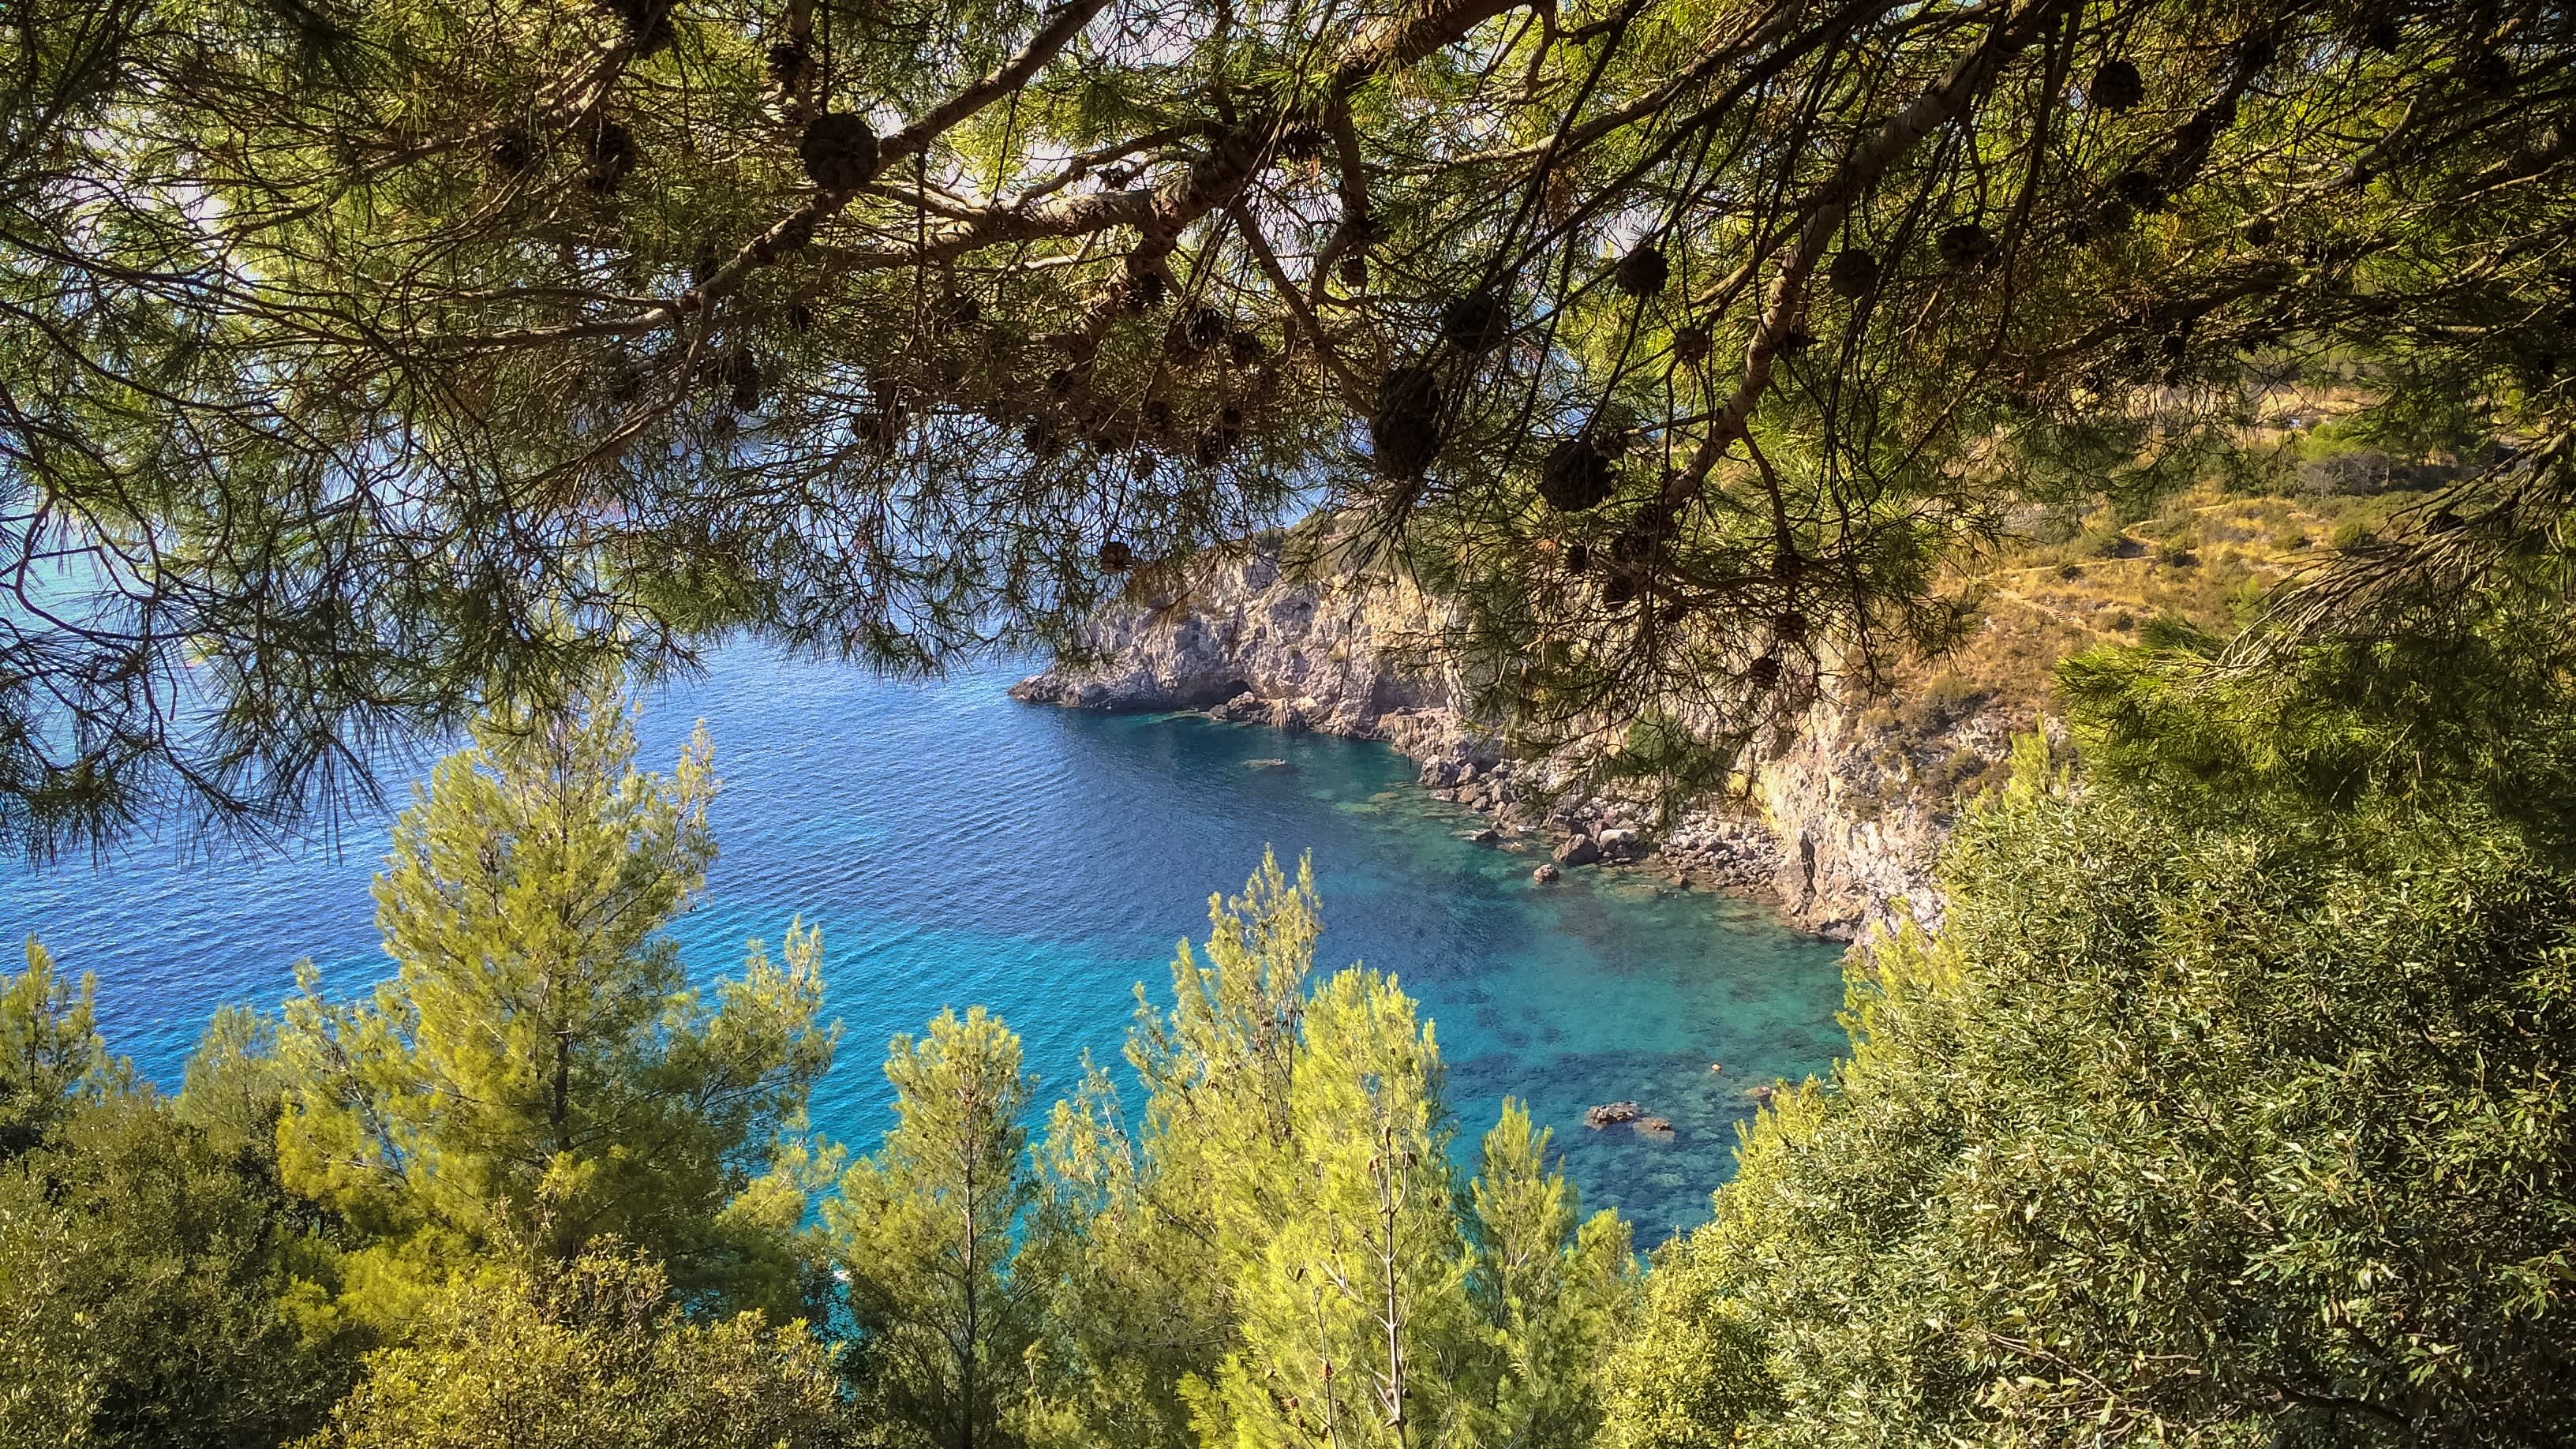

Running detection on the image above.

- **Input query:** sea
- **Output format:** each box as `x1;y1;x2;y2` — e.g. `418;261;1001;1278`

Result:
0;645;1848;1239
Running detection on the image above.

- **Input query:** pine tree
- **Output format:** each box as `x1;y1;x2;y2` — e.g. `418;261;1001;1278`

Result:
273;680;836;1321
1023;854;1635;1449
1459;1102;1634;1448
0;937;125;1151
1020;852;1327;1448
21;2;2576;854
1188;964;1477;1449
829;1005;1042;1449
174;1000;296;1156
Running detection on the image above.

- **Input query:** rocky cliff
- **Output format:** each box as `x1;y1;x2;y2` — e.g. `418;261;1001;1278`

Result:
1013;531;2019;941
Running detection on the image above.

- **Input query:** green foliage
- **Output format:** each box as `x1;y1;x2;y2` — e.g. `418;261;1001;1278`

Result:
1187;963;1476;1447
828;1006;1042;1449
0;1095;360;1447
1460;1103;1636;1448
1611;739;2576;1447
17;0;2576;850
272;680;836;1324
1023;852;1634;1449
176;1001;298;1156
0;938;125;1149
306;1243;844;1449
2061;578;2576;856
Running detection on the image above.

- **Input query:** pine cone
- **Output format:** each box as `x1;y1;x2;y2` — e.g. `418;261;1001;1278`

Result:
799;113;880;192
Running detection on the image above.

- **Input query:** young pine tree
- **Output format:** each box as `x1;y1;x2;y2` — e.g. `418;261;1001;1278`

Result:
1461;1102;1636;1448
174;1000;297;1156
273;681;836;1321
829;1005;1043;1449
1023;854;1636;1449
1189;964;1478;1448
1018;852;1326;1449
0;936;125;1150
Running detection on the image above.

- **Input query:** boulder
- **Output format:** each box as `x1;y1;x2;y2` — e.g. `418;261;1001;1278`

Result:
1469;827;1500;845
1596;826;1643;861
1531;862;1560;883
1209;690;1270;723
1552;835;1601;867
1583;1101;1643;1129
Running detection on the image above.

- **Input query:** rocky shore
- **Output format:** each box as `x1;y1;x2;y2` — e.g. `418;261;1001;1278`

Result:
1011;531;2019;941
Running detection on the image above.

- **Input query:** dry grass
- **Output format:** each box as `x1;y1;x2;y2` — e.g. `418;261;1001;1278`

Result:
1880;477;2442;729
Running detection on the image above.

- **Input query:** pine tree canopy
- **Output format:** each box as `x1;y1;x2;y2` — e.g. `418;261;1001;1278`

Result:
8;0;2576;848
270;679;837;1322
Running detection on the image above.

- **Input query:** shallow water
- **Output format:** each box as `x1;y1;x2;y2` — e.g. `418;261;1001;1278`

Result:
0;646;1846;1238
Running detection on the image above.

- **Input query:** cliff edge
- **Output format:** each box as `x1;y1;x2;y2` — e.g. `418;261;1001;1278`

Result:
1013;533;2021;941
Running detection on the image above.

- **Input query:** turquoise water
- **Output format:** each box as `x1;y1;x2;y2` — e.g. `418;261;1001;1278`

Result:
0;647;1846;1237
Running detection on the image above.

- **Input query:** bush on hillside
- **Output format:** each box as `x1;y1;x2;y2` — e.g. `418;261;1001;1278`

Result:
1610;739;2576;1447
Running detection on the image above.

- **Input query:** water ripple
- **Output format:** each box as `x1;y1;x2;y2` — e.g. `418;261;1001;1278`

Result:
0;646;1844;1237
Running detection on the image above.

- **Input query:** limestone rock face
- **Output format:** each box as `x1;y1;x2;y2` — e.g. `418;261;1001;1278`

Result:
1013;528;2017;941
1007;535;1479;748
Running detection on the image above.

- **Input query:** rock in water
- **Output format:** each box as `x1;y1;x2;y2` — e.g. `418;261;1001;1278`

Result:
1552;835;1601;867
1583;1101;1643;1129
1532;862;1561;884
1209;691;1269;723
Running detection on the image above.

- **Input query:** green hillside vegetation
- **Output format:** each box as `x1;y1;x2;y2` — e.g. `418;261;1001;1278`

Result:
8;642;2573;1445
11;0;2576;1443
1865;399;2472;787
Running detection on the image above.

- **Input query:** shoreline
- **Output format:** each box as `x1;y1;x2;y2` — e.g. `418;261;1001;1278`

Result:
1009;677;1843;940
1002;530;2012;945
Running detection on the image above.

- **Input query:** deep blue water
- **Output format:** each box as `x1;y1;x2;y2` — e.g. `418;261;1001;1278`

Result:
0;647;1846;1237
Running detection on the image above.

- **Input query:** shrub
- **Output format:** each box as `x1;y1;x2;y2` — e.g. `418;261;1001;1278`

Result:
1897;672;1986;734
1610;745;2576;1448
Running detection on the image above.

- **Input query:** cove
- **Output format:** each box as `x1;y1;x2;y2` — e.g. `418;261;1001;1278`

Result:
0;645;1847;1237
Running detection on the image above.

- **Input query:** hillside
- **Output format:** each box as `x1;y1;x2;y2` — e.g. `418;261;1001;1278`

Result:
1018;452;2451;940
